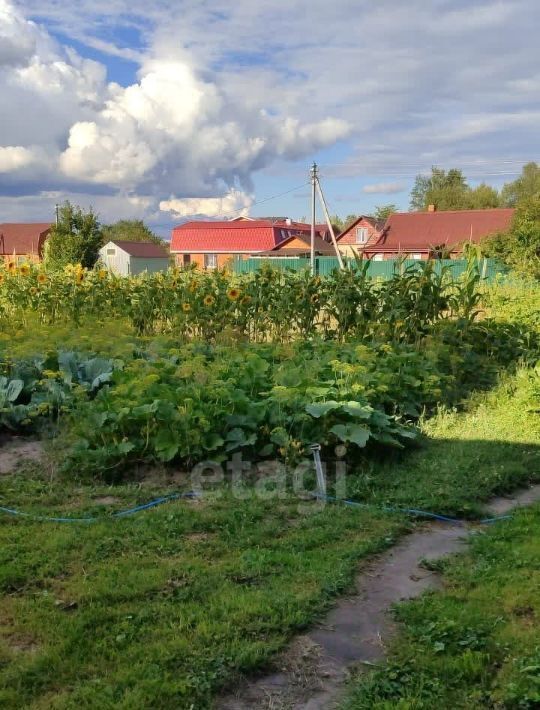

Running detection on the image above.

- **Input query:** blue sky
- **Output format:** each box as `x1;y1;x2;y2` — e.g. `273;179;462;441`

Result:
1;0;539;236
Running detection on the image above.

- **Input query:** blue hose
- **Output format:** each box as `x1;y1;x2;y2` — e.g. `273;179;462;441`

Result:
0;491;198;523
315;493;513;525
0;490;513;526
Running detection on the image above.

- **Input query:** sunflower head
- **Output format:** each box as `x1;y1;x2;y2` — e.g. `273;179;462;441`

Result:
182;302;191;313
7;261;16;272
98;269;108;280
240;295;251;305
310;293;319;304
75;271;84;284
19;263;30;276
188;280;199;293
29;287;37;296
227;287;241;301
37;273;47;284
203;294;214;306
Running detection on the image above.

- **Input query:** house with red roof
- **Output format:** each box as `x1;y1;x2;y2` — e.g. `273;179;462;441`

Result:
338;208;515;260
0;223;52;263
170;219;330;269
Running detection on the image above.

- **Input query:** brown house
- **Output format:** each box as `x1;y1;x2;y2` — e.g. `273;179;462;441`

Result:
336;216;385;258
254;231;338;258
0;223;52;263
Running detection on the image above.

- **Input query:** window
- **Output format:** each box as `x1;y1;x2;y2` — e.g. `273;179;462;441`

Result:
372;253;383;261
204;253;218;269
355;227;368;244
106;248;116;255
183;254;191;266
411;253;422;260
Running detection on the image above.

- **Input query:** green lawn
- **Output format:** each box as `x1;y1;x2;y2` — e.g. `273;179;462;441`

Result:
0;367;538;708
342;503;540;709
353;368;540;517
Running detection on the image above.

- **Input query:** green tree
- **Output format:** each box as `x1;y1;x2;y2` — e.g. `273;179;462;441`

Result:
410;167;469;211
484;195;540;278
501;162;540;207
373;204;397;221
467;183;501;209
44;202;103;270
344;214;360;228
329;214;345;233
102;219;166;247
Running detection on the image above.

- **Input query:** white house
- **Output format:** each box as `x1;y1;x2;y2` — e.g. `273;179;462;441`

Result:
99;240;170;276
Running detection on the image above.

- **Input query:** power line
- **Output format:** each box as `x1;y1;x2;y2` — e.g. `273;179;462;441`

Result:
150;182;311;227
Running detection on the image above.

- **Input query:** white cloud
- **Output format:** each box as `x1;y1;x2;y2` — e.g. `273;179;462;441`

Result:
160;189;253;219
0;145;44;172
362;182;406;195
3;0;540;219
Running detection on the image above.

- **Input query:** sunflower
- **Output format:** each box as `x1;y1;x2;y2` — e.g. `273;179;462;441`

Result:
37;273;47;284
29;287;37;296
182;302;192;312
203;294;215;306
19;263;30;276
310;293;319;304
240;295;251;305
6;261;16;272
0;273;4;285
227;287;241;301
75;271;84;284
98;269;108;280
188;280;199;293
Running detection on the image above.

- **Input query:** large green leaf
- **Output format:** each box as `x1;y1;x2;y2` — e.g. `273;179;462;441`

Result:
305;401;340;418
330;424;371;447
342;401;373;419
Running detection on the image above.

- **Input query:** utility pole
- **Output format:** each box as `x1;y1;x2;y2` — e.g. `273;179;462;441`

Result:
313;168;345;270
310;162;317;276
55;203;59;227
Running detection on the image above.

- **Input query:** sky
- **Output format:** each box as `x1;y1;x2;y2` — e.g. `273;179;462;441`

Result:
1;0;539;237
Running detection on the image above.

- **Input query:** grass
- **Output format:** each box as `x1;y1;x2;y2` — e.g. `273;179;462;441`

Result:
0;478;403;709
342;503;540;709
0;367;538;708
350;368;540;517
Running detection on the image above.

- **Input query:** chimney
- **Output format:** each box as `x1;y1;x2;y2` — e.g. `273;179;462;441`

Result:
427;204;436;212
285;217;292;226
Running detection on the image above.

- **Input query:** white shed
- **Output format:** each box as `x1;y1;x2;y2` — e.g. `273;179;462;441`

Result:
99;240;170;276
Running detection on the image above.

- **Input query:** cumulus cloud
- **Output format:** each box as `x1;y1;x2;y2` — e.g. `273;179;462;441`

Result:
3;0;540;220
0;0;350;220
160;189;253;219
362;182;406;195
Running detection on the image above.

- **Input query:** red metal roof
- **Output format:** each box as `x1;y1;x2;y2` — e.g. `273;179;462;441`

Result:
171;220;284;253
365;209;515;253
108;240;169;258
170;219;330;253
0;223;51;256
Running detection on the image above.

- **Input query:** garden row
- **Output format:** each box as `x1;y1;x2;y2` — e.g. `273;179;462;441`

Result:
0;312;536;480
0;258;483;341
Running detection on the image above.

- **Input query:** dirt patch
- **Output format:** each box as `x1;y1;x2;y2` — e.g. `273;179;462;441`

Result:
92;496;121;506
484;483;540;516
0;437;43;475
217;484;540;710
4;633;39;654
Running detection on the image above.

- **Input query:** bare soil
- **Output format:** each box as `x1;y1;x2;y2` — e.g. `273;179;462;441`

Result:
0;437;43;475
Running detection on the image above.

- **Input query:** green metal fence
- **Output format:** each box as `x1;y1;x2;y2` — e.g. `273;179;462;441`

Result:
233;257;508;282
